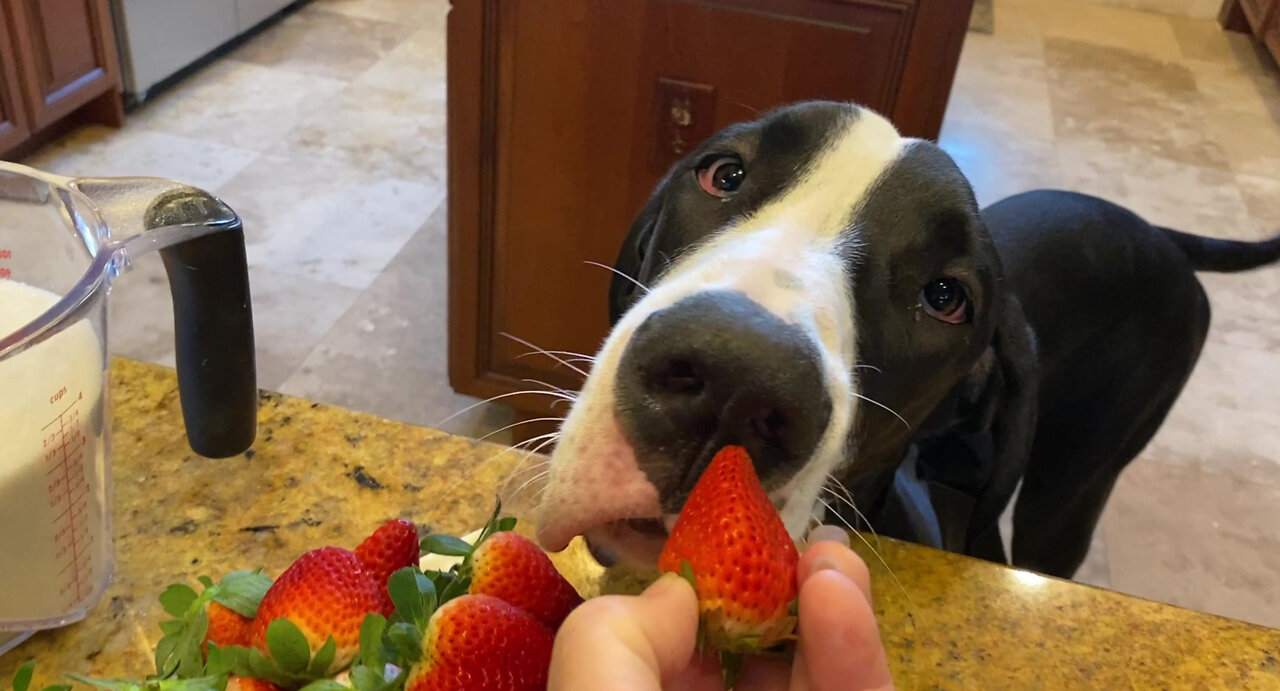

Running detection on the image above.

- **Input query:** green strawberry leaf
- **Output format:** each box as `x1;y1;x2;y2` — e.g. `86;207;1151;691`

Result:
42;685;72;691
264;618;312;674
438;573;470;606
419;535;471;558
387;568;436;628
12;661;34;691
203;644;243;678
679;561;698;593
347;666;382;691
357;614;387;670
159;585;200;619
720;650;745;690
384;622;423;666
210;570;272;618
198;576;216;589
306;637;337;677
495;517;517;532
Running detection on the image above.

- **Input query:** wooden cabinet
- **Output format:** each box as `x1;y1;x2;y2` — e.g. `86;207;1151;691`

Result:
0;0;122;159
1221;0;1280;65
0;1;31;153
447;0;975;431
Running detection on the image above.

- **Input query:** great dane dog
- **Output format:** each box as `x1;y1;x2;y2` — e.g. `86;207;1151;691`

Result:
531;101;1280;578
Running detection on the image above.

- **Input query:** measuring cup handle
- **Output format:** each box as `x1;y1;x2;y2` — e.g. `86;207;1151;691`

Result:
149;193;257;458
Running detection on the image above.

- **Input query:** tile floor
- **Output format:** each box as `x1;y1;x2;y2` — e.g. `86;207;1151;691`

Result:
23;0;1280;629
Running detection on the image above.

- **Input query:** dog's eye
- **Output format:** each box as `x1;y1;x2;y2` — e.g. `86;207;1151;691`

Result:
696;156;745;198
920;278;969;324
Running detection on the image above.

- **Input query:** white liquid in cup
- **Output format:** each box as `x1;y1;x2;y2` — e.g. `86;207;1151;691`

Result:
0;279;111;628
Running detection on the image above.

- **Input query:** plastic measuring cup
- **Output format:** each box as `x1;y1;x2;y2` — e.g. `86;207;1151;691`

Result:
0;161;257;656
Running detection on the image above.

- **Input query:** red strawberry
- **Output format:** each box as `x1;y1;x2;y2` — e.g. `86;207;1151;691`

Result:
248;546;383;675
355;519;421;615
405;594;554;691
227;676;283;691
469;531;583;631
205;601;251;651
658;446;799;657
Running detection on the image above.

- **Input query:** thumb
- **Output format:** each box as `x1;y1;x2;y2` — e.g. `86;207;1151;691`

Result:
549;574;701;691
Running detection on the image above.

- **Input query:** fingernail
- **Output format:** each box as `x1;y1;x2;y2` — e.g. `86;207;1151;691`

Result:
644;572;689;599
807;525;851;547
809;556;853;581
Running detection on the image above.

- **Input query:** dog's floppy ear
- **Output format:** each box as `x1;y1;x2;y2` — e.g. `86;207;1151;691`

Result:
960;293;1039;560
608;189;666;325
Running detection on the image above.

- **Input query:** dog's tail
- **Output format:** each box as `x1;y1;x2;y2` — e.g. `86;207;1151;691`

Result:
1160;227;1280;273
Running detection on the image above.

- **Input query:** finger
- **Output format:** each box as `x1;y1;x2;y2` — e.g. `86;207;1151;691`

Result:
665;650;729;691
805;524;851;548
549;573;703;691
793;568;894;691
798;540;872;603
731;656;791;691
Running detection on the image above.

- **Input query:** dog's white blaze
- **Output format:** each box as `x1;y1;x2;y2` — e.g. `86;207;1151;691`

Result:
539;107;907;555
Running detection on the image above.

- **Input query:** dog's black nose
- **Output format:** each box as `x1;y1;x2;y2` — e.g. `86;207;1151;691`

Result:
615;291;833;493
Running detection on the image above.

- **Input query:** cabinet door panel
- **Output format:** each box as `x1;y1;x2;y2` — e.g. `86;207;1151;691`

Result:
448;0;966;417
9;0;119;128
0;0;31;153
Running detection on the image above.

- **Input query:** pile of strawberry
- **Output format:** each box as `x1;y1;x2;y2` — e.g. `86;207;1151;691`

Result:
10;446;807;691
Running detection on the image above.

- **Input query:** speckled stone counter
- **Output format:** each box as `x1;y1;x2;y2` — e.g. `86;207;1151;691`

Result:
3;360;1279;689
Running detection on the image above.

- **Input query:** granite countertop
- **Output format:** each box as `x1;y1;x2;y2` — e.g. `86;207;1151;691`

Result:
3;360;1279;689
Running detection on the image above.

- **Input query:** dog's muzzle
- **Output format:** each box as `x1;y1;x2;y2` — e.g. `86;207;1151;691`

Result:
614;290;833;502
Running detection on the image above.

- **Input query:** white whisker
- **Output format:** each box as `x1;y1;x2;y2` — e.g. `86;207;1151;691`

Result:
515;349;596;363
854;392;910;429
817;497;918;613
584;260;650;294
822;482;882;551
500;332;589;378
433;389;573;429
474;416;564;444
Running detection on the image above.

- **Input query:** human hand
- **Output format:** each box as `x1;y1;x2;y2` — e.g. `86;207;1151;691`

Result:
547;526;894;691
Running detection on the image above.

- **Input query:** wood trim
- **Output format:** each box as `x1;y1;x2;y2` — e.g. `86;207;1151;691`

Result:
890;0;974;140
8;0;121;129
0;0;31;152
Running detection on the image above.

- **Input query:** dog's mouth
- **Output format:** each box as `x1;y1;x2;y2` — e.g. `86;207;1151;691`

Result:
583;516;678;567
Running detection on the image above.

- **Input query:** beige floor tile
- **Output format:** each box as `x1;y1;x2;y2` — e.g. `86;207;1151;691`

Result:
215;153;444;291
278;206;517;440
1236;173;1280;226
1116;158;1258;239
354;24;446;100
128;59;347;152
1102;456;1280;628
1046;38;1231;172
1144;336;1280;490
230;4;415;81
23;125;259;192
1203;107;1280;180
1041;2;1183;61
245;268;363;390
270;83;446;182
103;252;363;392
939;116;1062;207
311;0;447;26
948;34;1055;142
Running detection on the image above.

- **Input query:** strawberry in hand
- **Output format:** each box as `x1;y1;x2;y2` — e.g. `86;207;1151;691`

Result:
658;445;800;684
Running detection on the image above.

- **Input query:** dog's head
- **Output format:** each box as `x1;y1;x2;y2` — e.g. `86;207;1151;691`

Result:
535;101;1007;565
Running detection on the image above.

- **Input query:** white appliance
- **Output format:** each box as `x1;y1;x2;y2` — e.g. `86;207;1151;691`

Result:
110;0;302;102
